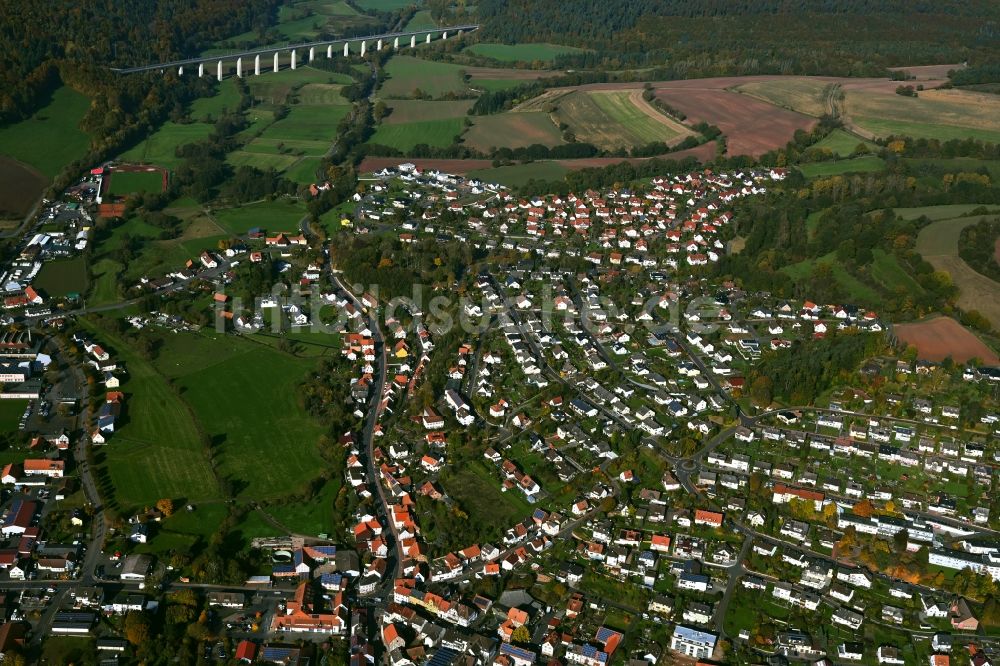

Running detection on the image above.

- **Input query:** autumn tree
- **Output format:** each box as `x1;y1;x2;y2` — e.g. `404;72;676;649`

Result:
125;610;152;645
511;625;531;643
156;498;175;517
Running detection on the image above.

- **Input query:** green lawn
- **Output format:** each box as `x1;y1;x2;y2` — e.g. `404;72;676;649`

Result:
893;203;998;221
811;129;876;156
466;43;584;62
105;170;165;197
120;122;214;168
87;325;221;511
283;157;324;184
870;249;925;294
34;256;88;297
780;251;881;303
468;161;569;187
211;199;306;234
404;9;437;31
0;86;92;177
190;79;243;121
381;56;470;98
253;103;348;144
88;258;123;306
0;400;27;430
380;99;473;124
267;478;342;536
853;115;1000;144
442;461;532;529
136;503;229;555
164;333;328;500
797;155;886;177
354;0;416;9
369;118;464;150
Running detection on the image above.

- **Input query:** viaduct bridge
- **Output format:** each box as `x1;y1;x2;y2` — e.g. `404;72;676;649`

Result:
110;24;479;80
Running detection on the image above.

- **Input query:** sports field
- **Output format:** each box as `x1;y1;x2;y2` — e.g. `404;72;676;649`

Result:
0;86;91;178
369;118;465;151
212;199;307;235
465;43;584;62
555;90;693;150
381;56;470;98
105;170;165;197
464;112;564;152
33;257;88;296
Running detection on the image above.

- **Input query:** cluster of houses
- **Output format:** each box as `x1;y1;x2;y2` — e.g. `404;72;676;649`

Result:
69;333;126;443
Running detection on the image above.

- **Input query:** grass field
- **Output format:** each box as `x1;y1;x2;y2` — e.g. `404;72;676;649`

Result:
105;170;165;197
870;249;924;294
894;203;999;221
190;79;242;121
169;334;328;500
847;88;1000;143
248;67;351;105
404;9;436;31
120;122;214;168
811;129;876;156
89;325;221;510
555;90;692;150
0;86;92;178
267;478;341;535
381;56;470;98
465;43;584;63
735;79;833;118
905;157;1000;180
137;503;229;555
464;112;564;152
468;161;569;186
369;118;465;151
443;462;532;530
33;257;88;297
254;104;350;143
781;251;880;303
381;99;472;124
916;214;1000;328
797;155;885;177
211;199;307;234
0;400;27;430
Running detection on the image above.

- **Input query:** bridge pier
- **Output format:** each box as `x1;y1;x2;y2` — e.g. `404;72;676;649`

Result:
274;52;280;72
394;37;399;49
443;31;448;40
309;46;315;62
426;33;431;44
178;66;183;76
411;35;416;48
344;42;349;57
327;44;333;58
377;39;383;51
198;62;204;77
217;60;223;81
236;57;242;78
291;49;297;70
254;54;261;76
360;41;366;57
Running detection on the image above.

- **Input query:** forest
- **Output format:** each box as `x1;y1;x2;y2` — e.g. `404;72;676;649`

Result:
958;218;1000;283
474;0;998;76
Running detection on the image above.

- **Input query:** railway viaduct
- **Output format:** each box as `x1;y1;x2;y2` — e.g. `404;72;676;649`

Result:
111;24;479;80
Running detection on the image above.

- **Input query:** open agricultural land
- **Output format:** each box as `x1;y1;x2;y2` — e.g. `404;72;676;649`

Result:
380;55;472;98
652;79;817;157
916;212;1000;328
463;111;564;152
370;100;472;152
894;316;1000;364
553;90;693;151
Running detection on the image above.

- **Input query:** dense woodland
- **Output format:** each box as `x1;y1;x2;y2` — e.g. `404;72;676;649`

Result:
958;218;1000;283
475;0;998;76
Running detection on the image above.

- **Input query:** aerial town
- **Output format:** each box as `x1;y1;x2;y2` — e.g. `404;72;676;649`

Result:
0;150;995;666
2;1;1000;664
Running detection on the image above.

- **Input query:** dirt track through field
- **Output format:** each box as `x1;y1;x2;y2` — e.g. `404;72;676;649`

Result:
916;215;1000;330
